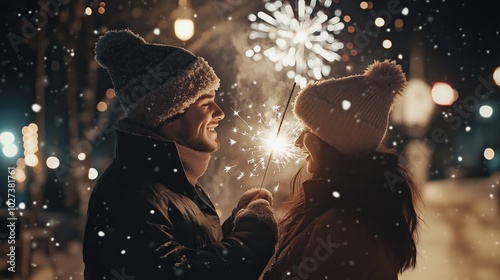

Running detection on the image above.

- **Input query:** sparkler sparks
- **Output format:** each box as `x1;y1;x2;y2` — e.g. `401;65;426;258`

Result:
227;105;302;180
247;0;345;88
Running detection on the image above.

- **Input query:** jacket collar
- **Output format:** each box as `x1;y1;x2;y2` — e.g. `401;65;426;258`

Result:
302;178;345;209
302;172;394;211
114;128;218;214
114;128;193;194
302;177;373;210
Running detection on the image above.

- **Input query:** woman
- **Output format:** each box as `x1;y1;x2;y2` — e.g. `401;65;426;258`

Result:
262;60;421;280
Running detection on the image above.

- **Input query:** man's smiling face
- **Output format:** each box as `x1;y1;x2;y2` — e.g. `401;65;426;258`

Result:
159;91;225;152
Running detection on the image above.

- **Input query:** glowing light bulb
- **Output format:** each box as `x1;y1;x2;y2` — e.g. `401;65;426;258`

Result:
174;19;194;41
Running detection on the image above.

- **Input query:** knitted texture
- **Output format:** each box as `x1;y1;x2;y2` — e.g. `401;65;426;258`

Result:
293;60;406;154
235;199;278;236
95;29;220;127
236;188;273;211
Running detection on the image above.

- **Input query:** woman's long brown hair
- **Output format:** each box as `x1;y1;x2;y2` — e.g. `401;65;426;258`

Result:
277;143;421;272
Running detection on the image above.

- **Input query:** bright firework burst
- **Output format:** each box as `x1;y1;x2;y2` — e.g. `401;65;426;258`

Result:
225;104;302;180
247;0;345;88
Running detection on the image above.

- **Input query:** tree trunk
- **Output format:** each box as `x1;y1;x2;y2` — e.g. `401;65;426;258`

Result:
29;29;49;225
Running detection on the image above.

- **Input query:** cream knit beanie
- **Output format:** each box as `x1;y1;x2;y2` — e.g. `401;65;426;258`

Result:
95;29;220;128
293;60;406;154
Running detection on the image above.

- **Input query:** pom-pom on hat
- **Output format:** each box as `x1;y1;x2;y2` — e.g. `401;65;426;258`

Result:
95;29;220;128
293;60;407;154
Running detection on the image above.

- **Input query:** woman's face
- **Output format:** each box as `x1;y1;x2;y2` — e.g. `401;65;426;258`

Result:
295;128;324;174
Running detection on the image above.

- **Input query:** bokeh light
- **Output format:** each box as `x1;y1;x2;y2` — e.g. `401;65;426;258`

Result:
15;168;26;183
3;144;18;157
375;17;385;27
46;156;60;169
174;19;194;41
431;82;455;105
97;101;108;112
394;19;404;30
479;105;493;118
32;103;42;112
29;123;38;132
382;39;392;49
22;123;39;166
0;132;15;145
452;88;459;102
493;66;500;86
105;88;115;98
17;158;26;168
484;148;495;160
25;153;39;167
88;168;99;180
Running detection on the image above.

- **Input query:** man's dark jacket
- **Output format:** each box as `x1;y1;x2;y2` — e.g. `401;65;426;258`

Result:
83;128;276;280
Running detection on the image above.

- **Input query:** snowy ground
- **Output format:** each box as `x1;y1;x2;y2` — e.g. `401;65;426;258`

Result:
401;173;500;280
6;173;500;280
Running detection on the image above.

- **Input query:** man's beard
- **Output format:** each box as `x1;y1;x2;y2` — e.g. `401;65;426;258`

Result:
183;137;220;153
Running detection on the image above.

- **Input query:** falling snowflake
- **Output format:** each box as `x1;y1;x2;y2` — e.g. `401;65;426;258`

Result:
247;0;345;87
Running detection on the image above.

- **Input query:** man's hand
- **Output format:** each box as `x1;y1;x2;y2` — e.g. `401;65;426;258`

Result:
235;199;278;236
235;188;273;214
222;188;275;235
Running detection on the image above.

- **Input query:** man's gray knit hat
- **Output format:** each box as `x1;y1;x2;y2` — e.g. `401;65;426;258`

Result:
95;29;220;127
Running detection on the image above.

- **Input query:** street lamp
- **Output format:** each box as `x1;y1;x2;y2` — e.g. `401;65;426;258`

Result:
391;44;436;186
172;0;195;41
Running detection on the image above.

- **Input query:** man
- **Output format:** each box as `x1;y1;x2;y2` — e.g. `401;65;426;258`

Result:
83;29;277;280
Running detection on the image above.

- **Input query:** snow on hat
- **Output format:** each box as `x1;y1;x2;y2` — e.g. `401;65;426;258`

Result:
95;29;220;128
293;60;406;154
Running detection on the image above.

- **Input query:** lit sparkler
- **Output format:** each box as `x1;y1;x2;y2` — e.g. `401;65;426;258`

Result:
247;0;345;88
226;104;302;180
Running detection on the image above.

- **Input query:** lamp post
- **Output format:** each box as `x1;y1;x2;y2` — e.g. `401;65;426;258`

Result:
172;0;195;41
391;45;435;186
